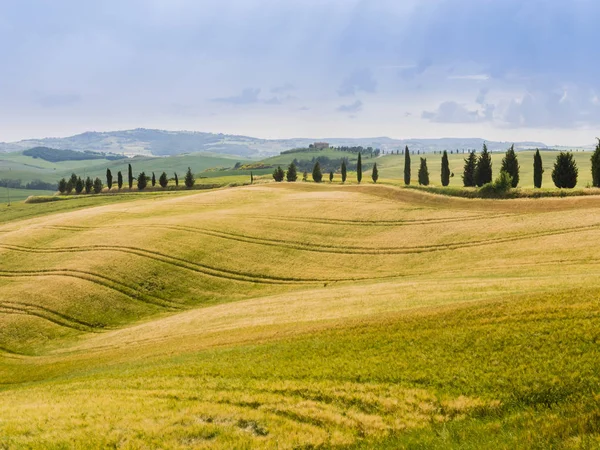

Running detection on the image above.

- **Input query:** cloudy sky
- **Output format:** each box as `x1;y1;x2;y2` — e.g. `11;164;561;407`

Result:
1;0;599;145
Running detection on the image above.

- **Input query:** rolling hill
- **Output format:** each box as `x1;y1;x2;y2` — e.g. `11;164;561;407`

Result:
1;183;600;448
0;128;551;157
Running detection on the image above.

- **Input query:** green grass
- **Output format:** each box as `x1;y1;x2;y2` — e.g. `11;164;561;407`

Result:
0;151;246;185
0;188;56;203
1;183;600;447
377;150;594;189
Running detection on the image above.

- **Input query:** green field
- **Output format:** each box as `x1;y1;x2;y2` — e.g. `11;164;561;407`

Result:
1;182;600;448
0;151;247;186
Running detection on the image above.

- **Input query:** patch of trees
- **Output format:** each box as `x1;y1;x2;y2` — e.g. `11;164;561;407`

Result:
280;146;380;157
0;179;56;190
288;156;361;174
24;147;125;162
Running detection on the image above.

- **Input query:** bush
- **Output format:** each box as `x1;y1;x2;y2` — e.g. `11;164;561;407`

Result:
286;162;297;182
93;177;103;194
312;162;323;182
159;172;168;188
272;166;285;182
184;167;195;188
137;172;147;190
478;171;513;197
552;152;578;188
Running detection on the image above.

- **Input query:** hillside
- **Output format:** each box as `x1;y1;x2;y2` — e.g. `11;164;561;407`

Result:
1;183;600;448
0;128;551;157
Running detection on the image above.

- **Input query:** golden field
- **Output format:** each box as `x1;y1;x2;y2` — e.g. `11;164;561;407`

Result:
1;183;600;448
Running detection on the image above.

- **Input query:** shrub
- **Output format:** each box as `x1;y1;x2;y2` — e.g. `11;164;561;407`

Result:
93;177;103;194
137;172;147;190
479;170;513;197
463;151;477;187
312;162;323;182
117;171;123;190
418;158;429;186
371;163;378;183
58;178;67;194
85;177;93;194
475;143;492;187
552;152;578;188
159;172;168;188
272;166;285;182
286;162;297;182
501;144;520;187
75;177;84;194
329;171;334;182
174;172;179;186
184;167;195;188
151;172;156;187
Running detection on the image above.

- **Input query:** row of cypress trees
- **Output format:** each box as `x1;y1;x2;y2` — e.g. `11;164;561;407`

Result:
273;153;380;184
58;164;196;194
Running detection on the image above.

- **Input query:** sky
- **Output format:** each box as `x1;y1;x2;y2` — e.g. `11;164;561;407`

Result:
1;0;599;146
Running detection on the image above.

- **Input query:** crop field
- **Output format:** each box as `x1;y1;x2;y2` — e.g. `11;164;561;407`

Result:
377;150;594;188
1;183;600;448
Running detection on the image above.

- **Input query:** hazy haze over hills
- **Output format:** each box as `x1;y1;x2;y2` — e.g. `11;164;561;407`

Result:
0;128;555;158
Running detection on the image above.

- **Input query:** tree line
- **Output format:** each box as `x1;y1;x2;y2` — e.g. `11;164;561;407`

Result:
272;140;600;190
57;164;197;194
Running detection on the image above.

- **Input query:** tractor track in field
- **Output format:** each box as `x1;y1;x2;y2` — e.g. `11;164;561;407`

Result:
32;221;600;256
0;301;103;332
0;269;180;310
246;212;521;227
0;243;375;285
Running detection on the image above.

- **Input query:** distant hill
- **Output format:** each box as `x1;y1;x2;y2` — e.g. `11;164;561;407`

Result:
0;128;552;158
23;147;126;163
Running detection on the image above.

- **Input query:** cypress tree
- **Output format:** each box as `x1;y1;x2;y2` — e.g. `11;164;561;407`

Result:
272;166;284;182
462;151;477;187
106;169;113;190
93;177;103;194
533;149;544;188
58;178;67;194
70;173;78;188
329;171;334;182
501;144;519;187
418;158;429;186
65;179;74;194
85;176;93;194
341;160;347;183
184;167;195;188
128;164;134;189
312;162;323;182
552;152;578;188
475;143;492;187
250;172;254;184
286;162;297;182
137;172;147;190
441;150;450;186
151;172;156;187
591;138;600;187
117;171;123;190
357;153;362;183
75;177;84;194
159;172;168;188
174;172;179;186
371;163;379;183
404;146;411;185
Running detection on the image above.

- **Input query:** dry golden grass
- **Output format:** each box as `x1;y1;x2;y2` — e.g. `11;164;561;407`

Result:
1;183;600;448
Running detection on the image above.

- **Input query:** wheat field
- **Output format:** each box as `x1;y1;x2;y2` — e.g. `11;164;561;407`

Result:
1;183;600;448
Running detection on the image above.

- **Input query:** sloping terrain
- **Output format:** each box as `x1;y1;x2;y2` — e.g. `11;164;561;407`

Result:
1;184;599;448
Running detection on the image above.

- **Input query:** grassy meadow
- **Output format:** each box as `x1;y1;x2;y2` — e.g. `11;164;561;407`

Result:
1;182;600;448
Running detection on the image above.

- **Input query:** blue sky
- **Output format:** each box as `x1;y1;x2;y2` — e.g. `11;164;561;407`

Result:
1;0;599;145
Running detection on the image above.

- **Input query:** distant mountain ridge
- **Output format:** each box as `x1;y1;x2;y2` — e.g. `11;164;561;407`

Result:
0;128;553;158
